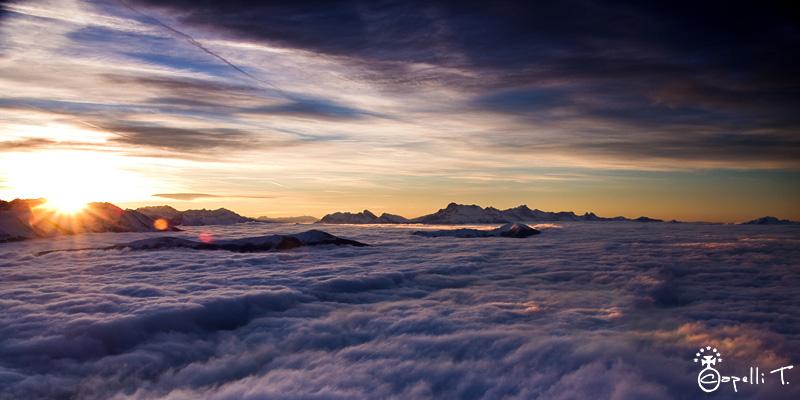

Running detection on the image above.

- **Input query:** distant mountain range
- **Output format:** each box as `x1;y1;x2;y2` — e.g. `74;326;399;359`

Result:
319;203;666;224
0;199;179;243
2;198;797;243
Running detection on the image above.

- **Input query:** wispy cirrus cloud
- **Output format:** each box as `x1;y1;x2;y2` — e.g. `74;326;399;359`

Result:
4;0;797;169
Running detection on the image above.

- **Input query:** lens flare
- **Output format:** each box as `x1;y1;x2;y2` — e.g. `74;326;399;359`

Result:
154;219;169;230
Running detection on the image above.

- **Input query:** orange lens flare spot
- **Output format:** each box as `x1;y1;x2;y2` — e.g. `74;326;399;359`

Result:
154;219;169;230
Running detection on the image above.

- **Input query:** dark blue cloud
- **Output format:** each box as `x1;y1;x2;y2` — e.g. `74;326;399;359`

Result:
474;89;574;113
126;0;799;74
247;97;376;119
0;0;16;19
120;0;800;166
5;0;795;167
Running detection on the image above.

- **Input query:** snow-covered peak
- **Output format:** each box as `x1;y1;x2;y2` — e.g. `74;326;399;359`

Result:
414;203;508;224
318;210;382;224
318;209;412;224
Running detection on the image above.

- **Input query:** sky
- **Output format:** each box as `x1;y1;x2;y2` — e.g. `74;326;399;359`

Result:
0;0;798;222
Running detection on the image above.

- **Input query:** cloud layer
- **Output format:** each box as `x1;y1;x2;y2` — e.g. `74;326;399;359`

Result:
1;0;798;219
0;223;798;399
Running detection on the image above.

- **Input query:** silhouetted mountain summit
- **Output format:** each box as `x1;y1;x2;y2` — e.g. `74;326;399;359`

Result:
741;216;799;225
318;210;410;224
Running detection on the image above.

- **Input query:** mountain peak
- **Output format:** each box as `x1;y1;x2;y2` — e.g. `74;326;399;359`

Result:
363;210;377;219
318;210;381;224
742;216;799;225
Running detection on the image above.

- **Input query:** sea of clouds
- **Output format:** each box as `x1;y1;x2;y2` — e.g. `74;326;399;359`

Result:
1;222;798;399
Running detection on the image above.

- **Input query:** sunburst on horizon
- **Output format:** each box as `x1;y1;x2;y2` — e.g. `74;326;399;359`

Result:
38;196;89;215
1;150;157;212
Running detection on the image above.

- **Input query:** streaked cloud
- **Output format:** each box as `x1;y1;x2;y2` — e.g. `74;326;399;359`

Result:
152;193;273;201
152;193;221;201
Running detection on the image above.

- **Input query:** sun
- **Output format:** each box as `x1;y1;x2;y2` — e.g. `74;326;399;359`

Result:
1;150;155;208
40;195;88;214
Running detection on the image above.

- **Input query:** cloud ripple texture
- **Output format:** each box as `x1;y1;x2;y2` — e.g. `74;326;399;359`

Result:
0;222;798;399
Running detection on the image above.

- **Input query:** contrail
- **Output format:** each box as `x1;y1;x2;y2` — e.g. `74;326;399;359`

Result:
116;0;295;101
265;181;290;189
